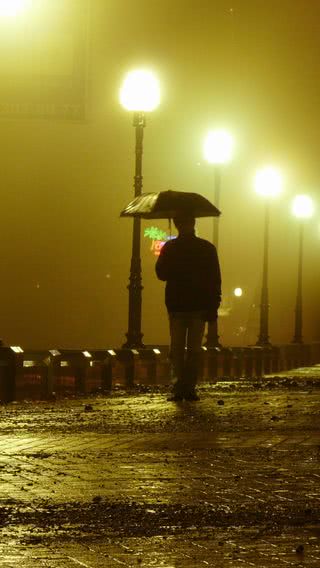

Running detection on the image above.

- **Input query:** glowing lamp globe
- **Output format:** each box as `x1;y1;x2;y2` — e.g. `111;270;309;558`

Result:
234;287;243;297
203;129;234;165
0;0;28;17
292;195;314;219
254;166;283;198
119;70;160;112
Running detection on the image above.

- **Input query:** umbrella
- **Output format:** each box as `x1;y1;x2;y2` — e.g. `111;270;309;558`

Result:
120;190;221;219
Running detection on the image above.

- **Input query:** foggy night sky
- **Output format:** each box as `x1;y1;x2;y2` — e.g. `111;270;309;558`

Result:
0;0;319;349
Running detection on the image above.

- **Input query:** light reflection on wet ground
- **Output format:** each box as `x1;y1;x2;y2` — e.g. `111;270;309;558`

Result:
0;368;319;565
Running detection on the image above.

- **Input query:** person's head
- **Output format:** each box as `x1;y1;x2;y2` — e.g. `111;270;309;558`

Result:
173;215;196;235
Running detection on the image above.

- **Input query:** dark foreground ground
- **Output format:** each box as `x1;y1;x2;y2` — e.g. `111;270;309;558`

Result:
0;366;319;567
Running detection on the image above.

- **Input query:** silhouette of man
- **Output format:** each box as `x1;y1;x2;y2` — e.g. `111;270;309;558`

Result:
155;215;221;401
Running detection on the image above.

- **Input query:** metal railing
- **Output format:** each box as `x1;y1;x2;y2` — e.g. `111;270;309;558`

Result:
0;343;319;401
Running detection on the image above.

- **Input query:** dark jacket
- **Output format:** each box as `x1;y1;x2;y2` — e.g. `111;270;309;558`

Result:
155;233;221;321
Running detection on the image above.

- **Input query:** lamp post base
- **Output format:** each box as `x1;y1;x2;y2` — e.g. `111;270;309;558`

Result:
256;338;272;347
122;334;144;350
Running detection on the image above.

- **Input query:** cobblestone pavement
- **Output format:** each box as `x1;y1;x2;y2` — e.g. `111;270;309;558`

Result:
0;366;320;567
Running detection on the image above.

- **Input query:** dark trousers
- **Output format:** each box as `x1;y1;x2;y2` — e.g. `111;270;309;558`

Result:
169;311;206;395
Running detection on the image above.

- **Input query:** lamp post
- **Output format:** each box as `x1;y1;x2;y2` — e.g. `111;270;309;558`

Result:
119;69;160;348
291;195;314;344
203;129;234;347
0;0;29;17
254;166;283;346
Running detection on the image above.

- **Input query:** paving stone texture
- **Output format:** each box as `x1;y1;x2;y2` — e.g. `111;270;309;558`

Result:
0;366;320;566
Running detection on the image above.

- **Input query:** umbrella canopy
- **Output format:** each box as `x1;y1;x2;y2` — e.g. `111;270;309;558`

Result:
120;190;221;219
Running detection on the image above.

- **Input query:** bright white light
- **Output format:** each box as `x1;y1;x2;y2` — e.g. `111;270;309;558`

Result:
291;194;314;219
203;129;234;164
234;287;243;297
49;349;60;357
10;345;24;353
23;360;36;368
0;0;29;17
254;166;283;198
119;69;160;112
82;351;92;358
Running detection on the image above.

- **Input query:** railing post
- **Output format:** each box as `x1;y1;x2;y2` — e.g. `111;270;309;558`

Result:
222;347;232;377
244;348;254;378
255;347;263;378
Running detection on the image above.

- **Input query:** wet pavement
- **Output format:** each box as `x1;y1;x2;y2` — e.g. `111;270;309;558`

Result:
0;366;320;566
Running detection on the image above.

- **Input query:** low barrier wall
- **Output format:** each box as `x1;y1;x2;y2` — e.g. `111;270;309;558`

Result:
0;343;319;402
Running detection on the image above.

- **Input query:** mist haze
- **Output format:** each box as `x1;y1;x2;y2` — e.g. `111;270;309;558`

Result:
0;0;319;349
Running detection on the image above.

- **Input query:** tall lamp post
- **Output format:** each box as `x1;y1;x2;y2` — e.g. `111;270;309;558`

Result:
119;69;160;348
291;195;314;344
203;129;234;347
254;166;283;346
0;0;29;17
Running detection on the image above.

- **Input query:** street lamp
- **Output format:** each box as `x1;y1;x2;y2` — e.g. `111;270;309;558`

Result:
0;0;29;17
119;69;160;348
254;166;283;346
291;194;314;344
203;129;234;347
203;129;234;248
234;287;243;297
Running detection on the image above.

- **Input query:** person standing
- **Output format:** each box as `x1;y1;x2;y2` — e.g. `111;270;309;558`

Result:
155;215;221;401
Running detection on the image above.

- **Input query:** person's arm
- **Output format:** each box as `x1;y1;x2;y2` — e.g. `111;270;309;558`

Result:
207;245;222;321
212;246;222;307
155;242;171;281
